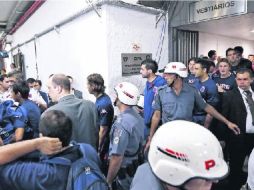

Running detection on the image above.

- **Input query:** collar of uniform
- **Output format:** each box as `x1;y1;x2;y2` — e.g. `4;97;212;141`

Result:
121;106;133;114
58;94;76;102
165;83;189;93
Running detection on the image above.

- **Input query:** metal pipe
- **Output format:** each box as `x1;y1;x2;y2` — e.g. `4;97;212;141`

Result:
9;0;46;35
9;0;163;52
6;1;24;31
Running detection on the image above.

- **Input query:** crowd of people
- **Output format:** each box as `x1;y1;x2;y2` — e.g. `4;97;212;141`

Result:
0;45;253;190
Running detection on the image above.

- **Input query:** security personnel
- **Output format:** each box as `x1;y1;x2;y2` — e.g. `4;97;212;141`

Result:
145;62;239;152
131;120;229;190
107;82;145;190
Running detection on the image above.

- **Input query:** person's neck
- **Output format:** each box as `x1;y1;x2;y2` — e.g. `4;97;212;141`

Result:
199;74;209;82
172;79;183;95
58;92;72;101
230;61;238;66
118;104;131;113
94;92;103;99
220;72;231;78
147;74;157;83
19;98;25;104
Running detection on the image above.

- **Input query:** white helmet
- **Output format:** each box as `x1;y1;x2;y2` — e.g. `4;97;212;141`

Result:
114;82;139;106
163;62;188;78
148;120;228;186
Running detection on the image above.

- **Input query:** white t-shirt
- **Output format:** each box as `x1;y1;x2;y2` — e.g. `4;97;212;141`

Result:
248;148;254;189
29;88;46;105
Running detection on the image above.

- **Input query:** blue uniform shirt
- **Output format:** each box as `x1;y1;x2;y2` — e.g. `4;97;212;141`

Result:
185;73;197;85
193;78;219;109
96;93;114;127
152;83;207;123
0;146;80;190
143;75;166;125
21;99;41;138
212;73;236;92
109;107;145;167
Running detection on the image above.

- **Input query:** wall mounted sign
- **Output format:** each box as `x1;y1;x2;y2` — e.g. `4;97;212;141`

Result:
189;0;247;23
121;53;152;76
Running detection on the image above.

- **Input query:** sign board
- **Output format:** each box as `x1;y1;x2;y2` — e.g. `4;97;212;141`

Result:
121;53;152;76
189;0;247;23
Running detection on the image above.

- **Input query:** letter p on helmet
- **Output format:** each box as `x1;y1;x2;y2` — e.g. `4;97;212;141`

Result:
205;159;215;170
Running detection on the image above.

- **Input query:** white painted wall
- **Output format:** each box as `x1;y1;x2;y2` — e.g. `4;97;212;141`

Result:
199;32;254;58
5;0;168;102
104;5;168;99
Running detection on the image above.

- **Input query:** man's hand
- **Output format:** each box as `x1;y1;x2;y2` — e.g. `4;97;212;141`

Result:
36;137;62;155
144;137;151;153
227;121;240;135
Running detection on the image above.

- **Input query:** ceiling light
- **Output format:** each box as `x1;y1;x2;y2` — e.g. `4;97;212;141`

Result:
251;30;254;33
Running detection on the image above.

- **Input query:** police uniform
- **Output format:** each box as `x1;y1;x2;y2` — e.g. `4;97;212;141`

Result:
109;107;145;190
130;163;164;190
152;83;207;124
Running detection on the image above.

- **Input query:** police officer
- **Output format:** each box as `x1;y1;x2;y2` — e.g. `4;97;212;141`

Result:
131;120;229;190
107;82;145;190
145;62;239;152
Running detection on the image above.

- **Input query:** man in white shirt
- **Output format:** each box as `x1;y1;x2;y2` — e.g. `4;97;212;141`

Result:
27;78;47;111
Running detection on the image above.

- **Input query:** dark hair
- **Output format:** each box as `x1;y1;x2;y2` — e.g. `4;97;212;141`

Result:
238;58;252;71
140;59;158;73
0;74;8;82
26;78;36;84
226;48;234;56
236;68;253;78
39;110;72;147
208;50;216;59
35;80;42;86
187;57;198;73
12;81;30;99
234;46;244;55
188;57;198;64
51;74;71;91
195;58;210;73
218;58;230;66
87;73;105;93
7;70;24;82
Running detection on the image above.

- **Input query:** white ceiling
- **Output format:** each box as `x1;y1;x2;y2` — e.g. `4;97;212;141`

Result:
0;1;33;36
178;13;254;41
0;1;254;41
